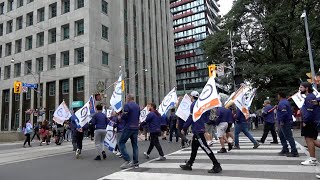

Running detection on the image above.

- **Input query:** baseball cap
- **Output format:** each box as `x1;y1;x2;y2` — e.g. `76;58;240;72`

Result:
190;91;199;98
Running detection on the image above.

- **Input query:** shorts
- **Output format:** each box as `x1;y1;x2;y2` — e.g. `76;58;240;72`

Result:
161;125;167;132
301;122;318;140
205;123;214;135
226;123;233;133
216;122;228;138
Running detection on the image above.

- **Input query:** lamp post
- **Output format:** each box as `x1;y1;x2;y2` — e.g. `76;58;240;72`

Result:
11;58;41;123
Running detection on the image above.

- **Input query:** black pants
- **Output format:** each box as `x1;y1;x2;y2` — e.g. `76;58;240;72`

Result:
261;122;278;143
147;132;164;156
72;131;84;150
188;133;219;166
178;128;188;147
31;132;40;141
169;126;178;142
23;134;31;146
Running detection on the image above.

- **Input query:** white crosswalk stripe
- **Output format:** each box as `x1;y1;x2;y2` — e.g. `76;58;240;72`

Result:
98;136;316;180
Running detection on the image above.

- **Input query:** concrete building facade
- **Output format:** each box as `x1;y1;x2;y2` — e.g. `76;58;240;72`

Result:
170;0;219;94
0;0;176;132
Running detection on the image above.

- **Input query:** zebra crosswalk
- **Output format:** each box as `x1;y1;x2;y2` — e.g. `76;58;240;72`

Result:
98;137;316;180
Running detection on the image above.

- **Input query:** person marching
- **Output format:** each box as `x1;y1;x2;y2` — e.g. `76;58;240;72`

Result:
142;103;166;161
23;120;33;148
257;100;278;144
180;91;222;173
114;111;124;157
169;108;179;143
31;122;41;142
215;107;233;153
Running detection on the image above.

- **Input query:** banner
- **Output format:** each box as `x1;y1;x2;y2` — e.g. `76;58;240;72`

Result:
291;88;320;108
176;94;192;121
193;76;222;121
104;121;117;152
139;106;150;122
71;99;93;128
110;74;123;113
224;84;246;108
234;86;257;119
158;88;178;116
53;101;72;125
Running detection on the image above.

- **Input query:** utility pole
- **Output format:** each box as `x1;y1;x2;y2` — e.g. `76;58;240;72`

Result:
229;31;237;91
37;72;41;122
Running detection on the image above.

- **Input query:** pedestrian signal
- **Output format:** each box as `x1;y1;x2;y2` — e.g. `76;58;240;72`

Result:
208;64;216;78
14;81;22;94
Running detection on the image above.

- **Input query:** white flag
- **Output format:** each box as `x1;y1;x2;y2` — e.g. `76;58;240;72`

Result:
71;100;93;128
291;88;320;109
53;101;71;125
140;106;150;123
104;121;117;152
234;86;256;119
110;74;123;113
224;84;246;108
176;94;192;121
193;76;222;121
106;109;112;118
158;88;178;116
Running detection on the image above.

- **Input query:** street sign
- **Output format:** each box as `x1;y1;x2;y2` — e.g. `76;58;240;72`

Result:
71;101;84;108
22;83;37;88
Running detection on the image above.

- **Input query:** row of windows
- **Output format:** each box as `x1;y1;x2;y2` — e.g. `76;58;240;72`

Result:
176;68;207;80
174;32;207;43
175;41;202;53
176;55;205;66
173;12;205;26
171;0;205;13
176;61;207;71
172;4;206;17
177;76;208;85
174;25;206;39
174;18;206;31
175;48;203;57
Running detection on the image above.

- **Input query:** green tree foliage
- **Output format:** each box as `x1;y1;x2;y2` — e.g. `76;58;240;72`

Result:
203;0;320;108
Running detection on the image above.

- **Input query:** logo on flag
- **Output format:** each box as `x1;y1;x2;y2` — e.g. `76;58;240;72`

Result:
176;94;192;121
104;121;117;152
53;101;72;125
71;99;93;128
158;88;178;116
110;74;123;113
193;76;222;121
140;106;150;123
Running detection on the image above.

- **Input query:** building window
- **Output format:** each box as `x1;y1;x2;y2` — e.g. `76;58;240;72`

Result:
75;47;84;64
5;42;12;56
102;25;108;40
62;0;70;14
49;2;57;18
4;91;9;102
15;39;22;53
36;57;43;72
75;0;84;9
61;24;69;40
102;51;108;65
0;45;2;57
25;60;32;75
76;77;84;92
37;7;45;22
0;23;3;36
26;89;31;99
25;36;33;50
36;32;44;47
15;94;20;101
75;19;84;36
0;67;1;79
49;83;55;96
14;63;21;77
6;20;13;34
16;16;23;30
102;0;108;14
61;51;69;67
0;3;4;15
8;0;13;12
62;80;69;94
26;12;34;26
27;0;34;3
4;65;10;79
17;0;24;8
48;54;56;70
48;28;56;43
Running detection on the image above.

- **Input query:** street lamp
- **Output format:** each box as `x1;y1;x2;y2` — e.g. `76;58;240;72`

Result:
11;58;41;123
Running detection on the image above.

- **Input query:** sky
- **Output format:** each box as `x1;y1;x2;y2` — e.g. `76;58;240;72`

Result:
219;0;234;15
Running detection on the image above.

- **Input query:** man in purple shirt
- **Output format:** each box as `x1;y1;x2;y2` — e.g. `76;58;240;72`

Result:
257;100;278;144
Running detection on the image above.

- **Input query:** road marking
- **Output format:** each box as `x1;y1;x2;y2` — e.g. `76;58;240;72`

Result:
166;155;306;161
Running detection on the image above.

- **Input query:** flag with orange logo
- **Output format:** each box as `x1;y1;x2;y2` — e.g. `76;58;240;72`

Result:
234;86;256;119
193;76;222;121
224;84;246;108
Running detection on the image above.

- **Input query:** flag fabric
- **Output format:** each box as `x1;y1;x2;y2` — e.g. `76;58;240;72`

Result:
104;121;117;152
89;95;96;114
139;106;150;123
158;88;178;116
53;101;72;125
106;109;112;118
234;86;257;119
110;74;123;113
176;94;192;121
71;99;93;128
224;84;246;108
193;76;222;121
291;88;320;108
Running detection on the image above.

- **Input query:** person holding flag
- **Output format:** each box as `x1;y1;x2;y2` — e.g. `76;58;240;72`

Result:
179;91;222;174
257;100;278;144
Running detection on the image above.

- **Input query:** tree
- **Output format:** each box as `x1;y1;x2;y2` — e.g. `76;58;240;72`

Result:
203;0;320;108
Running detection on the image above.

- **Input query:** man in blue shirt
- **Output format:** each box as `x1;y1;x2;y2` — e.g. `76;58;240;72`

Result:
179;91;222;174
299;82;320;166
257;100;278;144
277;92;299;157
119;94;140;169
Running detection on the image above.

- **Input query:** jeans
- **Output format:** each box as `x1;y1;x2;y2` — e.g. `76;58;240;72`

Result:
72;131;84;150
65;129;72;141
147;132;164;156
261;122;278;143
178;128;188;147
24;133;31;146
119;129;139;164
278;122;297;153
234;122;258;146
169;126;178;142
31;132;40;141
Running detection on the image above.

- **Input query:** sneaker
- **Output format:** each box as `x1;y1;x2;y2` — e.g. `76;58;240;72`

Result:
120;161;132;169
102;151;107;160
94;155;102;160
316;174;320;179
143;152;150;159
156;156;166;161
233;145;240;149
217;148;227;153
119;154;123;158
113;150;118;155
278;150;289;156
286;152;299;157
132;162;139;169
180;162;192;171
116;152;122;156
180;145;186;149
208;141;214;147
301;158;318;166
270;141;278;144
208;164;222;173
253;143;260;149
257;140;263;143
75;149;80;159
228;143;233;151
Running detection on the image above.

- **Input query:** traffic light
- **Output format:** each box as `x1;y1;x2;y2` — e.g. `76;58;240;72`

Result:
306;72;313;83
208;64;216;78
13;81;22;94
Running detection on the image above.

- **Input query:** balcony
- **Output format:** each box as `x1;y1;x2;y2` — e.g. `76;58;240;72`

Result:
175;52;195;60
173;10;194;20
176;66;197;73
174;38;195;46
174;24;194;33
170;0;194;8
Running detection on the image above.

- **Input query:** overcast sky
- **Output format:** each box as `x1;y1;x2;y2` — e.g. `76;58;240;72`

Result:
219;0;234;15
